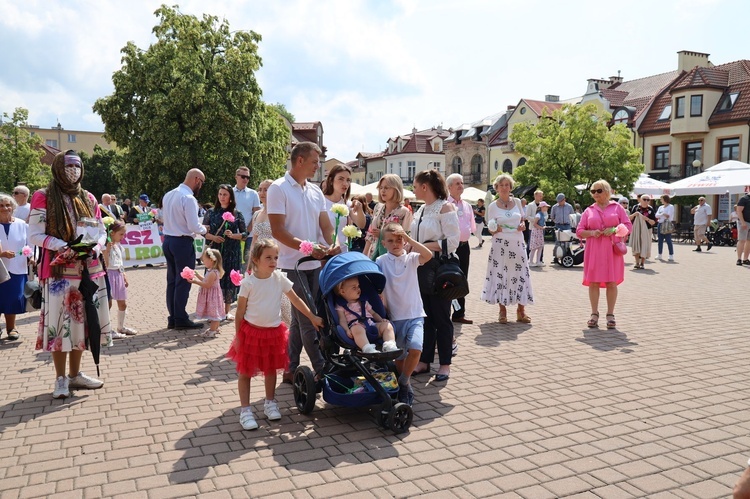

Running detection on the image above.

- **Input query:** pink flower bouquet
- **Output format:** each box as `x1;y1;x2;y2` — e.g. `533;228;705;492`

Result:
180;267;196;281
230;269;243;286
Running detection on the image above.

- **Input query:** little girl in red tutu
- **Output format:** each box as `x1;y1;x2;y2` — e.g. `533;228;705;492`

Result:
227;238;324;431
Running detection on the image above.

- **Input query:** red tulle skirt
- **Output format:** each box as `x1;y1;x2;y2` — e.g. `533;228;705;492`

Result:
226;320;289;377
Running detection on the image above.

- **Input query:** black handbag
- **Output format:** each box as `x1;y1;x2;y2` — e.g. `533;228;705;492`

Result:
417;240;469;300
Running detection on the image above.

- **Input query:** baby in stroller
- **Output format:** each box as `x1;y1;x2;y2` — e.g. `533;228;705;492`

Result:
334;277;398;354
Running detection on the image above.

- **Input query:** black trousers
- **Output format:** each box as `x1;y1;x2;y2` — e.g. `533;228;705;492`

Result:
420;293;453;366
452;241;470;319
163;235;196;326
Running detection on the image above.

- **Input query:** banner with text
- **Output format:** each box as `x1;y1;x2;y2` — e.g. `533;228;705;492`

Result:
121;223;204;268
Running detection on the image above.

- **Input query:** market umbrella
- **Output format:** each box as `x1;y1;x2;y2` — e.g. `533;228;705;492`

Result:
668;160;750;196
632;173;674;196
461;187;488;204
361;181;416;201
78;256;103;376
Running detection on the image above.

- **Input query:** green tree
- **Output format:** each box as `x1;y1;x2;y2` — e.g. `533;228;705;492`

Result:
0;108;48;193
510;103;643;203
80;146;124;200
92;4;289;202
271;102;295;123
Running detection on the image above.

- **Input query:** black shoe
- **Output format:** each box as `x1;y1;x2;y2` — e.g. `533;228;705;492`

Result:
707;243;713;251
174;320;202;330
167;323;174;329
738;259;744;266
693;247;701;252
744;260;750;266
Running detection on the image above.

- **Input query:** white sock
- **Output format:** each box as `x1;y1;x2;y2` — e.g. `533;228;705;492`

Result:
117;310;126;331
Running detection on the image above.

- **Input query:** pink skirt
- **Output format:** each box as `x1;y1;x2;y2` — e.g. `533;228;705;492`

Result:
226;320;289;377
107;269;127;301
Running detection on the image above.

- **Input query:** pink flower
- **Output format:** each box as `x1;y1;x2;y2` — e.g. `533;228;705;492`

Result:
20;246;33;257
180;267;196;281
230;269;243;286
222;212;236;223
52;337;63;352
151;209;159;217
77;340;87;351
64;288;85;323
299;241;314;256
614;223;629;237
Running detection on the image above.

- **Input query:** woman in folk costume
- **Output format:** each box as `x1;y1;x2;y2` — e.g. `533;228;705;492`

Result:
28;151;111;399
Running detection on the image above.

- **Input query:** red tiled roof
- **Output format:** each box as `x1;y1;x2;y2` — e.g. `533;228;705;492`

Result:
487;124;508;147
292;122;321;131
38;143;60;166
671;66;728;91
523;99;562;116
383;128;451;156
610;71;680;103
600;89;629;108
708;80;750;125
356;151;385;159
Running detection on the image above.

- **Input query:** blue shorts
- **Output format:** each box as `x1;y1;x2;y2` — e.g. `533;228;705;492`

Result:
392;318;424;360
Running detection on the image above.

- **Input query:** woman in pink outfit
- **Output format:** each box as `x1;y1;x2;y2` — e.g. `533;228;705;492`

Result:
576;179;632;330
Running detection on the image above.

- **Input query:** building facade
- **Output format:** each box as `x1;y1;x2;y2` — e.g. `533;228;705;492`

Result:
376;126;450;185
445;112;507;187
286;121;327;182
22;124;112;156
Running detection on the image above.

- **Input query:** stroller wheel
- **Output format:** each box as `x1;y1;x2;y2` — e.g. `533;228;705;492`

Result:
561;255;575;268
388;403;413;434
293;366;317;415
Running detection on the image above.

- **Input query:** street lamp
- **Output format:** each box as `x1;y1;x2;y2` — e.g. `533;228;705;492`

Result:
692;159;702;173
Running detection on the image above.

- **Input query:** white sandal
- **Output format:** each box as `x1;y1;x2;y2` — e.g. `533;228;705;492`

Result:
201;328;220;338
118;327;138;336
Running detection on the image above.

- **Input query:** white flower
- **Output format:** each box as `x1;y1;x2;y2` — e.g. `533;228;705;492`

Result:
487;219;498;232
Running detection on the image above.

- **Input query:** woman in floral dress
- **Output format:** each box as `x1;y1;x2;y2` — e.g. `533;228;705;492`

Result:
481;174;534;324
203;184;246;320
28;151;110;399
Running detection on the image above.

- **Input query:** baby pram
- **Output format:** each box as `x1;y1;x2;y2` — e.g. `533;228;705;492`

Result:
292;252;413;434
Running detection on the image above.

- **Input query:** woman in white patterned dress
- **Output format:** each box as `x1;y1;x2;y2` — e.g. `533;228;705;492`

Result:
481;174;534;323
250;180;291;326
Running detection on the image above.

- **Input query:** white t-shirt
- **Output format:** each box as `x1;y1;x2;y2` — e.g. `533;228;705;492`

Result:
376;251;425;321
266;172;326;271
693;203;712;225
239;270;294;327
324;197;350;253
656;204;675;223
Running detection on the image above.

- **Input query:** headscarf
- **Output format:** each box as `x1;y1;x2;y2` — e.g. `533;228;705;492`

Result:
45;151;95;243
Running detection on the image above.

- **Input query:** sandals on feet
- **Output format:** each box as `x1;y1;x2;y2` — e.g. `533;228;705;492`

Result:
606;314;616;329
498;307;508;324
7;329;20;341
587;313;599;328
516;311;531;323
201;328;220;338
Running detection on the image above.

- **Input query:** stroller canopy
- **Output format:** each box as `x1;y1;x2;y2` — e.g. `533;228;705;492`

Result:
319;252;386;296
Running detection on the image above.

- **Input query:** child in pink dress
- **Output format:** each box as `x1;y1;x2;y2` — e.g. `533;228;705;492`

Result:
190;248;225;337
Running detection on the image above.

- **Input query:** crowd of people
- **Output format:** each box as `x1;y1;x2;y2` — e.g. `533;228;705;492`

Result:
3;143;750;432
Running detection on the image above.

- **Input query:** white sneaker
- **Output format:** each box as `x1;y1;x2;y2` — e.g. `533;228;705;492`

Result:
382;340;398;352
67;372;104;390
264;399;282;421
239;408;258;430
52;376;70;399
110;330;127;339
361;343;379;354
225;313;234;321
657;254;663;260
118;327;138;336
668;255;674;261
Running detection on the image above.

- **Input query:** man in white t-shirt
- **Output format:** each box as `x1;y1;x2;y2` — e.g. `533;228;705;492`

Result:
375;223;432;407
268;141;339;381
691;197;713;252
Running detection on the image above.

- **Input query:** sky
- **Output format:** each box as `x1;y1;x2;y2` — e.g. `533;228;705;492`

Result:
1;0;748;163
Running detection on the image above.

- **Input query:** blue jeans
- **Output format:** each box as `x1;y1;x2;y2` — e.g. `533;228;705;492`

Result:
657;224;674;256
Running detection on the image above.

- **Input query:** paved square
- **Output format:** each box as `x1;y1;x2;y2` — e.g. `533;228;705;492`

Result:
1;241;749;498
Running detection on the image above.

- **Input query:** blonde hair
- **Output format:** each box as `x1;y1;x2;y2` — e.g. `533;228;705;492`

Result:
493;174;515;190
377;174;405;205
203;248;225;278
334;276;358;297
250;238;279;272
382;222;403;236
591;179;612;195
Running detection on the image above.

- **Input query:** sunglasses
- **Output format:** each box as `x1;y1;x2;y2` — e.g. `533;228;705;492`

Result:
237;174;250;180
13;191;23;195
590;188;604;194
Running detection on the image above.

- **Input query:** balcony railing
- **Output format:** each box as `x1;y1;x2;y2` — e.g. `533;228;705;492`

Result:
667;163;703;180
464;172;483;185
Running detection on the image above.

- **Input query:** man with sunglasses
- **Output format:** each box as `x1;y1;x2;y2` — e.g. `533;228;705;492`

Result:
233;166;261;272
11;185;30;221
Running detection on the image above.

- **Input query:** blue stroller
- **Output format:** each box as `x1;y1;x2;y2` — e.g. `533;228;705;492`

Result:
292;252;413;434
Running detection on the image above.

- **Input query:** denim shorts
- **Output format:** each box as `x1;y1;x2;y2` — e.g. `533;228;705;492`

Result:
392;317;424;359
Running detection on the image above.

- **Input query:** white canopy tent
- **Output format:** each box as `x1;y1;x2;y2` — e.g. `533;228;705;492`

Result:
461;187;488;204
668;160;750;196
349;182;366;196
632;173;674;196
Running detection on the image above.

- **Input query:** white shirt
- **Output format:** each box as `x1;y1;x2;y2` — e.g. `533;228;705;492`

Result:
0;218;29;274
693;203;712;225
656;204;675;223
234;186;260;232
525;200;538;221
376;251;425;321
13;204;30;222
410;200;460;254
162;183;206;237
239;270;294;327
267;172;326;270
